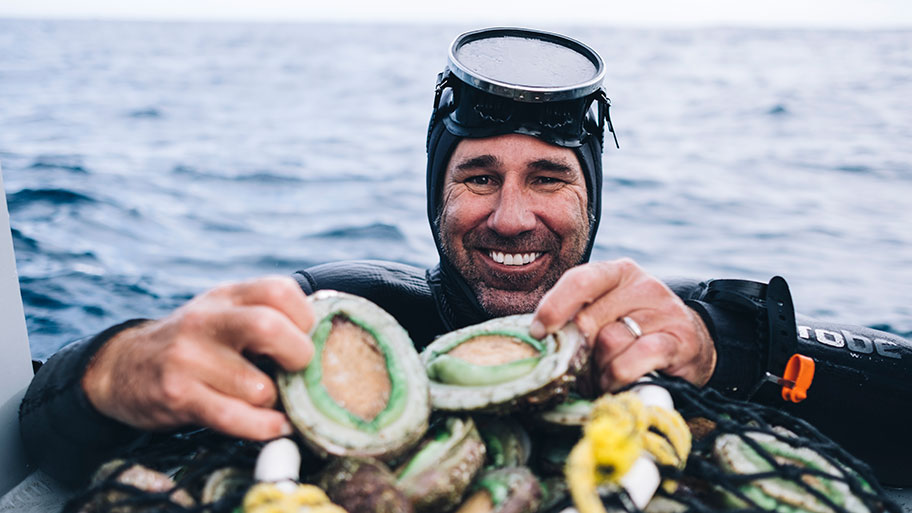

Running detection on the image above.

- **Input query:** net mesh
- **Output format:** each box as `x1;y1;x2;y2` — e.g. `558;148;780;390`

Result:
63;430;263;513
592;376;901;513
63;376;901;513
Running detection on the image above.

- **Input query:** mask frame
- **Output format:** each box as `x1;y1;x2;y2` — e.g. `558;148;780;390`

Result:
428;27;619;150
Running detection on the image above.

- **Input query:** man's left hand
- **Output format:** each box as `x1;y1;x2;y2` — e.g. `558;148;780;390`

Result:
530;258;716;391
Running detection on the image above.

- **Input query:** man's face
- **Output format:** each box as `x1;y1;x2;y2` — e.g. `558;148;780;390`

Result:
439;134;590;316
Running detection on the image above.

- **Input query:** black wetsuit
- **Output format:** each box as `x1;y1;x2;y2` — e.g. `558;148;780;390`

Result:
19;260;912;488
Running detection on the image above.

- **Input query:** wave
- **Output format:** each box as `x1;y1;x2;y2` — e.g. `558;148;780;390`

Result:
7;188;96;210
604;177;663;189
28;156;89;174
307;222;406;242
127;107;163;119
767;104;790;115
834;164;873;174
10;227;41;252
171;164;306;184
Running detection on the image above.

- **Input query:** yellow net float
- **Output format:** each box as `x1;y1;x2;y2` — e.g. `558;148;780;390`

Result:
243;482;347;513
566;384;692;513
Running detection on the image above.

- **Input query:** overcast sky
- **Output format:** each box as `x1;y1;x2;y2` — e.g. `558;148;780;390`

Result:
2;0;911;27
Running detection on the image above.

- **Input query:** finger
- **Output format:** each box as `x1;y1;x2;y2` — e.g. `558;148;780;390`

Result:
193;340;279;408
572;279;674;342
532;260;636;337
226;276;315;333
185;381;294;440
599;332;677;391
593;319;640;368
209;305;314;371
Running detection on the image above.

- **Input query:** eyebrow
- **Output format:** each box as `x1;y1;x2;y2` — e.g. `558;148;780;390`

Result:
527;158;574;174
454;154;501;172
454;155;575;174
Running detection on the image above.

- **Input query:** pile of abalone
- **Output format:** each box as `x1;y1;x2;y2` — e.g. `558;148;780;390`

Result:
73;291;898;513
274;291;591;513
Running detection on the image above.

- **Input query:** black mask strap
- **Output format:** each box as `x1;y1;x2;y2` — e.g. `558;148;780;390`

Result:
596;90;620;149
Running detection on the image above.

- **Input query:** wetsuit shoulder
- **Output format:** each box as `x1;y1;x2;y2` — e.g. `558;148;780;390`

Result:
293;259;444;349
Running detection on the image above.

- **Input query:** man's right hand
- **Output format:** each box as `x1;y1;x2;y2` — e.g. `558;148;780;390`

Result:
81;275;315;440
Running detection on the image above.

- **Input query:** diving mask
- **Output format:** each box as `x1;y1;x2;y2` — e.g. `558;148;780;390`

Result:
430;27;618;149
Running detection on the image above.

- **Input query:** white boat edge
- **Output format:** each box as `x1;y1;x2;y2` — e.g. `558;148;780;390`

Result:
0;163;909;511
0;162;63;511
0;161;73;511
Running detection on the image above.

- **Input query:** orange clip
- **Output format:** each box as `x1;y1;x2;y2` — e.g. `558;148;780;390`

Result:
781;354;815;403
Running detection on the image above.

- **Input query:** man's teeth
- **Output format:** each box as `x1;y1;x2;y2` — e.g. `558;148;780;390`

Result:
489;251;542;266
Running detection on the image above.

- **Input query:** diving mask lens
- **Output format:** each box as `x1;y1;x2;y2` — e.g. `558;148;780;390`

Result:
434;27;617;148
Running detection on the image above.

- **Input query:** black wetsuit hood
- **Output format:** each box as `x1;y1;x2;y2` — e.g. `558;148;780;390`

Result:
424;117;604;330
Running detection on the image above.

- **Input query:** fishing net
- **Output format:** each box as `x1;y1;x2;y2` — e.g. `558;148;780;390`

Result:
663;377;900;513
63;429;263;513
63;375;902;513
550;375;902;513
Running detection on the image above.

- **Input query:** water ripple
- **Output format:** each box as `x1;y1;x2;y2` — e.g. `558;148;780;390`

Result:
171;164;305;184
127;107;163;118
27;155;89;174
307;222;407;242
767;104;789;115
7;188;97;210
10;227;40;252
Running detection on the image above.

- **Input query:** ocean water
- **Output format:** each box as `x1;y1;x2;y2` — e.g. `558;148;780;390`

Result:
0;20;909;360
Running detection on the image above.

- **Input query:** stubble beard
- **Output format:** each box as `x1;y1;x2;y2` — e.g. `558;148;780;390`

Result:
439;220;589;318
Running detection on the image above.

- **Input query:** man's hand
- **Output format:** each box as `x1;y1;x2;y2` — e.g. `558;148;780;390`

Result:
531;259;716;391
82;276;314;440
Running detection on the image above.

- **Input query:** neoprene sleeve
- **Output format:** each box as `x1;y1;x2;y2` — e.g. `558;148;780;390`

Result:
18;319;147;487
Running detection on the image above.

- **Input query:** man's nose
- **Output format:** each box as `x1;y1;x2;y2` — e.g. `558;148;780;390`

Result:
487;185;536;236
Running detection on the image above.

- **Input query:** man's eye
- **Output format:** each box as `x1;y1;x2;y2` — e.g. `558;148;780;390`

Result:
466;176;491;185
535;176;563;185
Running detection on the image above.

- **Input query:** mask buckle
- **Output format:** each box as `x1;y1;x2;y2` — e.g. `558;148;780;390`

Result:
597;90;620;149
427;71;453;150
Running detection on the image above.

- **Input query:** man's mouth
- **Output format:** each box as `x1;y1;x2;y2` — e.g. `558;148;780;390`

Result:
487;250;543;267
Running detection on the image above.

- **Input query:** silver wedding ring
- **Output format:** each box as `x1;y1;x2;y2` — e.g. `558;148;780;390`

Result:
621;315;643;339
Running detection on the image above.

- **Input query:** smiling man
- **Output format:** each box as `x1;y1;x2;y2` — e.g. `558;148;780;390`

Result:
439;135;590;316
19;27;911;487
